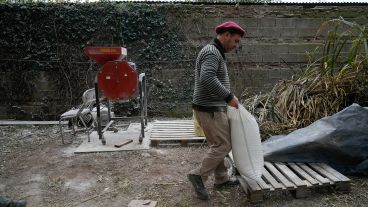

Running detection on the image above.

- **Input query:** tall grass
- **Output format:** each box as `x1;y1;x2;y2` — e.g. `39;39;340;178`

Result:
242;17;368;139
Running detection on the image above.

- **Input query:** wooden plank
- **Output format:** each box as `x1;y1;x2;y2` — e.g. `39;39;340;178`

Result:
154;121;193;123
151;136;198;138
114;139;133;148
152;126;194;128
151;132;195;134
152;126;195;129
151;131;196;134
151;128;195;131
264;162;296;189
274;162;307;187
153;122;193;124
315;163;351;192
288;163;318;186
237;175;263;203
154;120;193;123
154;122;192;123
262;168;285;190
317;163;350;182
154;122;193;124
297;163;330;185
0;120;68;125
152;124;194;127
308;163;340;183
153;124;194;128
151;132;197;135
149;137;205;141
242;176;262;191
150;137;199;139
257;177;273;191
151;133;199;135
151;134;197;138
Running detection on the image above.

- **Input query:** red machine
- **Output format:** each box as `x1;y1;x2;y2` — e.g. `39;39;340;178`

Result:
84;46;147;145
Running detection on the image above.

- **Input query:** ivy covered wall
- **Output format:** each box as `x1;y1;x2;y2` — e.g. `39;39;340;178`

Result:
0;3;188;119
0;3;367;119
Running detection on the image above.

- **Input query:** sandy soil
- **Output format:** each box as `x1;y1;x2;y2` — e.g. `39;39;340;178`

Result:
0;124;367;207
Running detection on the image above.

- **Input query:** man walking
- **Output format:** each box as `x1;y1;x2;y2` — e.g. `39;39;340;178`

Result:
188;21;245;200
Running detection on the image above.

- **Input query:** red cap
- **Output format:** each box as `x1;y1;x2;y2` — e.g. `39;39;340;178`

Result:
215;21;245;37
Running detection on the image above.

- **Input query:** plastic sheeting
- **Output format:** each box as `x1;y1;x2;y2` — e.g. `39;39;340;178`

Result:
263;103;368;175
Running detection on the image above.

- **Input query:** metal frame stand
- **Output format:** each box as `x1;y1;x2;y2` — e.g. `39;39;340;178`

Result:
94;73;147;145
94;82;106;145
139;73;146;143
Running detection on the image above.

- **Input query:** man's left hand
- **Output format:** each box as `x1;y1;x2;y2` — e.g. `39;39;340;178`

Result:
228;96;239;109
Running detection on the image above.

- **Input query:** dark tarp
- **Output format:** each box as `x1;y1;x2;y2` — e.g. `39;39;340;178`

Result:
263;104;368;175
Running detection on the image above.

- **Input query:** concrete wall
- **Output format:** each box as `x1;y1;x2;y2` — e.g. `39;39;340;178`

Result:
152;4;367;115
1;4;367;119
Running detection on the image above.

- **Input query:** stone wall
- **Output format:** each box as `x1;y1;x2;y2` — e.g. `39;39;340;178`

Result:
155;4;367;114
0;3;367;119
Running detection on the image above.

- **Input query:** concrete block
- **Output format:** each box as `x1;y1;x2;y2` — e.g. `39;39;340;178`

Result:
227;56;238;63
279;53;302;63
245;27;259;38
252;78;269;87
258;18;276;27
245;54;262;63
276;18;296;28
271;44;289;55
280;28;298;38
279;69;295;79
288;44;321;54
295;18;322;29
269;69;282;79
221;18;238;23
239;18;258;28
351;17;368;25
258;28;281;38
253;45;272;55
241;44;255;54
254;69;270;80
297;53;309;62
226;53;242;62
243;87;261;95
262;54;280;63
298;28;319;38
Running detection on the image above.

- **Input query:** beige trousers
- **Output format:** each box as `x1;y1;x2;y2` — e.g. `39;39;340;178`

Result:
191;110;231;184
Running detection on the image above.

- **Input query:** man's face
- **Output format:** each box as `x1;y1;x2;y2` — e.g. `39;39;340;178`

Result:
223;32;242;52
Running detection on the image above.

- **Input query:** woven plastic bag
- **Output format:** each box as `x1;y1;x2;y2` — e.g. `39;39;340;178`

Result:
228;104;264;180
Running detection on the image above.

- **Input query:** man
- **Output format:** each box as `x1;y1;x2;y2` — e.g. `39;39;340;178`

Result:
0;196;27;207
188;21;245;200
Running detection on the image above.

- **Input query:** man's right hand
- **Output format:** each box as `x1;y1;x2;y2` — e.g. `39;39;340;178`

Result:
228;96;239;109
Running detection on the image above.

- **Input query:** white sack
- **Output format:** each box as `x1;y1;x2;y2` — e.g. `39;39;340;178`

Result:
228;104;264;180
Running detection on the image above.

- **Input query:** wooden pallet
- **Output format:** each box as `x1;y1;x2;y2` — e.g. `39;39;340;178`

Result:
238;162;351;203
149;120;205;146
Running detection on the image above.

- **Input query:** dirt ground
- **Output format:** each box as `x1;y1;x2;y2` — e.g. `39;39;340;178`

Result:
0;123;367;207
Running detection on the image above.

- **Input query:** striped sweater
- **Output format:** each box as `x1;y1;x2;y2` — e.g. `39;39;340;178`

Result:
192;39;233;112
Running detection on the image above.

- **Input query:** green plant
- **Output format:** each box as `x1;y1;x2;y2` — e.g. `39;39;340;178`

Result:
242;17;368;139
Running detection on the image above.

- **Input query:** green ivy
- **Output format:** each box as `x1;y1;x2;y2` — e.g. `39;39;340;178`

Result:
0;2;192;119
